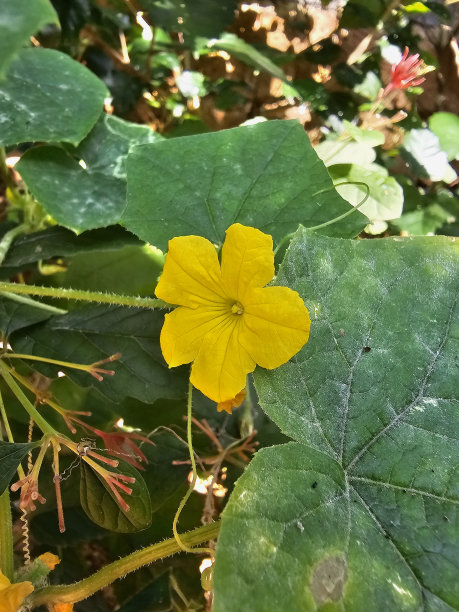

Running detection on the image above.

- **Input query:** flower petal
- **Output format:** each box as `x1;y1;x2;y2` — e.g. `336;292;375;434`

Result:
155;235;226;307
191;318;255;403
0;575;34;612
161;305;231;367
240;286;310;368
221;224;274;301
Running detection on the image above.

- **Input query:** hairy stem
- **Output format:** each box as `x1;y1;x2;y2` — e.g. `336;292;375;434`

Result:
0;282;169;309
30;521;220;607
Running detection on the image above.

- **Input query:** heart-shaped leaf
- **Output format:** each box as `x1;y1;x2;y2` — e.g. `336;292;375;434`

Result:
0;48;108;146
17;114;161;232
213;230;459;611
123;120;367;250
0;0;58;79
80;458;151;532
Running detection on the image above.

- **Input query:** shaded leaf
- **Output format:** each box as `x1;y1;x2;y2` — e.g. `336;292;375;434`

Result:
0;48;108;146
0;441;39;495
17;114;161;232
0;0;58;79
0;298;54;336
0;225;142;277
214;230;459;611
11;305;188;403
140;0;237;41
80;458;151;532
124;120;367;250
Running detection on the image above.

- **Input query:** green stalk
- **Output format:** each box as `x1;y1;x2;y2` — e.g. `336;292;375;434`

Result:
0;489;13;580
0;223;27;266
0;281;169;309
0;360;57;436
0;292;67;315
30;521;220;607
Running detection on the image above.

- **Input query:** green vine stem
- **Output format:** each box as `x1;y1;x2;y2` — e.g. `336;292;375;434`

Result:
0;281;169;309
30;521;221;607
0;360;57;436
0;223;28;266
0;388;15;580
172;381;215;558
0;486;14;581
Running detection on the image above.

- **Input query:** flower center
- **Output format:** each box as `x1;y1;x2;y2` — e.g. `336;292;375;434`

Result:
231;301;244;315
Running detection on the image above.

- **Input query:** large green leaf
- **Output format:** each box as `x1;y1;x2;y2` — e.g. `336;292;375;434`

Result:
214;230;459;611
17;115;161;232
80;458;151;532
10;305;188;403
139;0;237;41
124;120;367;249
0;0;58;79
0;441;39;495
0;48;108;147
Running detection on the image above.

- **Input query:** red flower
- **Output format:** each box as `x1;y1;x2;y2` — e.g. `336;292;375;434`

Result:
383;47;432;95
91;428;154;470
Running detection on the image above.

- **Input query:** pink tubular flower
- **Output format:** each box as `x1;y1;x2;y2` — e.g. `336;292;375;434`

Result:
91;428;154;470
383;47;432;95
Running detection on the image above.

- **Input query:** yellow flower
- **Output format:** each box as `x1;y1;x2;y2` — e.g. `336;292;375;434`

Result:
0;571;34;612
156;223;310;403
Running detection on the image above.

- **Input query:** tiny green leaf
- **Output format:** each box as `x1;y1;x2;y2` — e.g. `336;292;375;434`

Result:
0;441;39;495
0;48;108;147
80;458;152;532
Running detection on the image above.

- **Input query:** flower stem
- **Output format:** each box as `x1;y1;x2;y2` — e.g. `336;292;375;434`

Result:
0;489;13;580
0;360;57;436
6;353;105;374
29;521;220;607
0;282;169;309
172;382;215;558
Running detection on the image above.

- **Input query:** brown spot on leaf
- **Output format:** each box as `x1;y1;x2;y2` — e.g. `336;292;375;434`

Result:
310;554;347;606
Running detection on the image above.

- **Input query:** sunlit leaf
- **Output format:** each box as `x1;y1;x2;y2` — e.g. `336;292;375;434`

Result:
214;230;459;611
124;120;367;250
